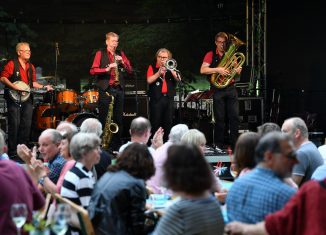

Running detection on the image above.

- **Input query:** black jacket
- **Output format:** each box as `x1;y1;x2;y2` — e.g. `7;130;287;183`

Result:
88;170;147;235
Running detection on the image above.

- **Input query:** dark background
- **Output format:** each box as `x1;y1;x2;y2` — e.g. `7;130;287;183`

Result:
1;0;325;135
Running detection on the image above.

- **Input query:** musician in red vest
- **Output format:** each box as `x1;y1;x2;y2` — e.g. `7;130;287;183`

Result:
0;42;52;159
147;48;181;142
200;32;242;150
90;32;133;151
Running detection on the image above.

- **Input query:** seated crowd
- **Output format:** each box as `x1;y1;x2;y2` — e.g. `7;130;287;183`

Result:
1;116;326;235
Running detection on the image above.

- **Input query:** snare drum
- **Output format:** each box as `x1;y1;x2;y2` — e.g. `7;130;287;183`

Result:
34;103;57;129
82;89;99;110
65;112;97;127
57;89;78;112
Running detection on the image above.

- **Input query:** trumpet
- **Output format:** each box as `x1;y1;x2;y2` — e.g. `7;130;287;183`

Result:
164;59;177;71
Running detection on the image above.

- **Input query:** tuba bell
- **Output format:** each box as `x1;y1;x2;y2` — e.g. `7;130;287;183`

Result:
210;34;246;89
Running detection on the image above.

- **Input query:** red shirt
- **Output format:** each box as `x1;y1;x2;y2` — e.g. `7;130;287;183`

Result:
1;60;36;85
265;179;326;235
0;160;45;235
89;50;132;86
202;49;223;64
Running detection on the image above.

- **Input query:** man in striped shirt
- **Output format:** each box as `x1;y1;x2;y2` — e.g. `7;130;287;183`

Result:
61;133;101;208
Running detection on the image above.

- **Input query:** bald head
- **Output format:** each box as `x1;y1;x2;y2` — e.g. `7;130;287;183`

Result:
129;117;151;137
282;117;309;147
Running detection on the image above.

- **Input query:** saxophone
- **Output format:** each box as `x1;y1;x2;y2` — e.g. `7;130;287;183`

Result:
101;92;119;150
113;52;120;85
210;34;246;89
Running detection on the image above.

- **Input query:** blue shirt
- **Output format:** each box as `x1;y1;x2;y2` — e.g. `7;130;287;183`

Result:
48;154;66;184
226;166;295;223
311;164;326;180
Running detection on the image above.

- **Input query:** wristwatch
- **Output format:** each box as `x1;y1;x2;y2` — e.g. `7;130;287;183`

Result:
38;175;47;186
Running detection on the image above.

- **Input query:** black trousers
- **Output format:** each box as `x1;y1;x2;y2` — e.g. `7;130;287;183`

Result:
149;95;174;142
98;86;124;151
7;98;33;157
213;86;239;148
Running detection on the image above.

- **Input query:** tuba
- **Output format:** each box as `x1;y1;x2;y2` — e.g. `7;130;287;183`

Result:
101;92;119;150
210;34;246;89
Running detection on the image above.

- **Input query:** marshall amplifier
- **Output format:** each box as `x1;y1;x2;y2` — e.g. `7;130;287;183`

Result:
124;78;147;95
122;95;148;140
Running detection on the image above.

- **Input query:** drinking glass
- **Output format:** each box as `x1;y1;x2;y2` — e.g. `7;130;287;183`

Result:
230;163;238;178
11;203;28;235
51;204;71;235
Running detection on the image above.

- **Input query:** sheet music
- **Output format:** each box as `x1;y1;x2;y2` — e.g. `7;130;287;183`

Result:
184;89;201;102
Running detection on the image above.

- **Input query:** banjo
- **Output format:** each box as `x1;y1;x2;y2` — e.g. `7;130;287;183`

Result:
8;81;63;102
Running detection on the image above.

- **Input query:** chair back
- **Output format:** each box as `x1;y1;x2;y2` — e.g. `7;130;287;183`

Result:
39;193;52;220
53;193;95;235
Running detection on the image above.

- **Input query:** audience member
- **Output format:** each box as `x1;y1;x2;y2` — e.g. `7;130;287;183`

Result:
61;133;101;208
180;129;207;154
317;137;326;162
257;122;281;137
88;143;155;235
153;144;225;235
0;129;9;160
118;116;163;154
225;178;326;235
233;132;260;177
226;132;297;223
54;121;79;190
30;121;78;194
311;163;326;180
0;160;45;235
17;128;66;185
80;118;112;179
181;129;223;193
256;122;297;188
281;117;324;186
146;124;189;194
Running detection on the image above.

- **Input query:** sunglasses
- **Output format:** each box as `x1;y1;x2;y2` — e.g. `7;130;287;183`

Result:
284;151;297;160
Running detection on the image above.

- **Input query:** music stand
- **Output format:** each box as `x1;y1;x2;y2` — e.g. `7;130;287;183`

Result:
184;89;214;103
184;89;216;145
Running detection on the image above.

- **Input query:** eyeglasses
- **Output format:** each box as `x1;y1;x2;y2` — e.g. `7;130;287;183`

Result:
19;50;31;53
279;151;297;160
157;56;168;60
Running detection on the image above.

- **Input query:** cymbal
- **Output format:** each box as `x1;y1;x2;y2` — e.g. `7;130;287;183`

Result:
38;76;55;80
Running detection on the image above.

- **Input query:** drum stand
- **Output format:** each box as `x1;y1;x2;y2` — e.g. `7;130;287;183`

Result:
77;96;87;113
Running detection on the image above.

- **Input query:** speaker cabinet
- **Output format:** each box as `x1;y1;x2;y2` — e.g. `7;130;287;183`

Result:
238;97;264;131
124;78;147;93
122;95;148;139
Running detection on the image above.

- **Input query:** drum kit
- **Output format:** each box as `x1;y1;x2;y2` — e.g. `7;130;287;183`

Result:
34;76;98;130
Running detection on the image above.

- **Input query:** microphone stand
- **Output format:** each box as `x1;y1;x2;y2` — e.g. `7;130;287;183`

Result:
175;70;184;123
54;43;59;87
52;43;59;128
133;69;139;116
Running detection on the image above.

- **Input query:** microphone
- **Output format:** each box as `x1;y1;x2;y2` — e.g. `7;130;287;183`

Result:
55;42;60;56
